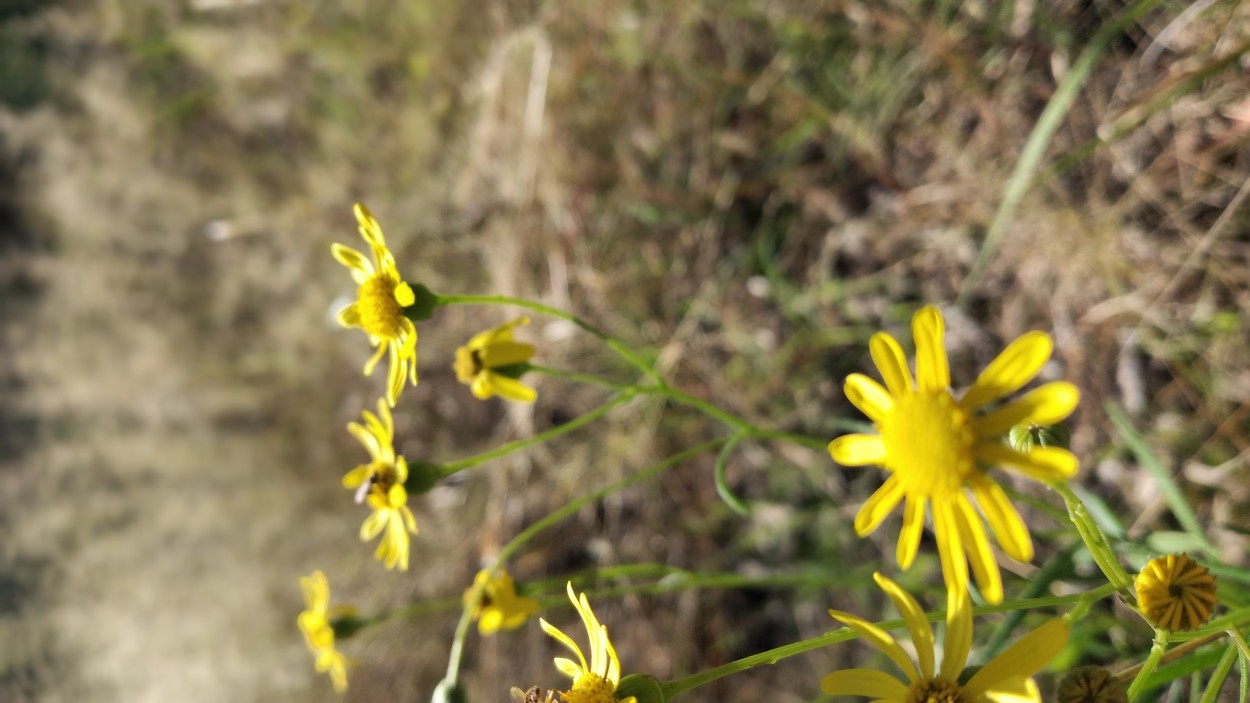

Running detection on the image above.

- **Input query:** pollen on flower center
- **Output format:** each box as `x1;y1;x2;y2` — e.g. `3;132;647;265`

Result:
561;674;617;703
905;677;969;703
357;274;405;339
881;391;975;496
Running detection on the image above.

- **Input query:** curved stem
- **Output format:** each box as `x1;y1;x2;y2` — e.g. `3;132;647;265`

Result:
440;390;639;475
437;294;663;384
1127;629;1170;701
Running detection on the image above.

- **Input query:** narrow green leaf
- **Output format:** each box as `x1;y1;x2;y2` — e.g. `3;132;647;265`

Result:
714;433;750;516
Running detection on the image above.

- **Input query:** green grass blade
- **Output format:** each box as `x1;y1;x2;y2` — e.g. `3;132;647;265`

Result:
1105;402;1216;556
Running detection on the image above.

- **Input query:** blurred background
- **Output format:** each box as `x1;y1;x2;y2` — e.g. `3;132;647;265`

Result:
2;0;1249;701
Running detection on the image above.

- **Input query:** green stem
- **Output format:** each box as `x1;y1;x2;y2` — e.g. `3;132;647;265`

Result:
1052;481;1134;596
529;364;642;393
1128;629;1171;702
437;294;663;384
1198;643;1240;703
439;390;639;475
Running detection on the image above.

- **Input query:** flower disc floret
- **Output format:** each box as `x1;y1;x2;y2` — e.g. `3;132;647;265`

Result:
827;306;1081;604
1134;553;1218;632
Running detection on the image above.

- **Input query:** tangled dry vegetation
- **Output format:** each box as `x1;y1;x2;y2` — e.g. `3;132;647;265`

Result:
1;1;1248;701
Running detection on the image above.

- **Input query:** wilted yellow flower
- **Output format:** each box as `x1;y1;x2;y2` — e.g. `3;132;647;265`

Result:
1135;553;1218;632
297;570;351;692
341;399;418;571
465;568;541;635
332;203;418;407
454;317;537;402
828;306;1080;603
1058;665;1128;703
540;582;638;703
822;572;1068;702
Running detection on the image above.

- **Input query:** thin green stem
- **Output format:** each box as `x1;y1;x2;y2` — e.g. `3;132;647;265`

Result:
439;390;639;475
528;364;643;393
437;294;663;384
1199;643;1240;703
1053;481;1134;596
1129;629;1172;702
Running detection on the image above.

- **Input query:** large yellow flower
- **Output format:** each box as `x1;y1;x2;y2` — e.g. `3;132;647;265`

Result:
821;572;1069;702
539;582;638;703
828;306;1080;604
465;568;541;635
341;399;418;571
453;317;537;402
297;570;351;692
332;203;418;407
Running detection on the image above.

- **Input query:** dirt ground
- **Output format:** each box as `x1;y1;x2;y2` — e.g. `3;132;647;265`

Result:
2;1;1250;702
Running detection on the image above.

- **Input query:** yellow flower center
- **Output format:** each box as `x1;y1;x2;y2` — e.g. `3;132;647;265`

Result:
454;346;483;382
905;677;969;703
560;674;616;703
881;391;975;496
357;274;405;339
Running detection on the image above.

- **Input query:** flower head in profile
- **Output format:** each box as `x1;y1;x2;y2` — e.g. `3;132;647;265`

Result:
822;572;1068;702
454;317;537;402
1134;553;1218;632
341;399;418;570
828;306;1080;603
465;567;541;635
1058;665;1128;703
540;582;637;703
297;570;353;692
332;203;418;407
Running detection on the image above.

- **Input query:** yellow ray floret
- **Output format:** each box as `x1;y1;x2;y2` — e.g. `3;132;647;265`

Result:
828;305;1080;603
821;573;1068;702
539;582;638;703
453;317;537;402
332;203;419;407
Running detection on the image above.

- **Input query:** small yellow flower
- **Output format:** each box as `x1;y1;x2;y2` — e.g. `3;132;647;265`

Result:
540;582;638;703
828;305;1081;603
341;399;418;571
297;570;352;692
454;317;537;402
465;568;541;635
1058;665;1128;703
1134;553;1218;632
821;572;1069;702
332;203;419;407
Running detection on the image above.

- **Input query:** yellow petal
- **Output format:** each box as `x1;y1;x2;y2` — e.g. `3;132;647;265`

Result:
964;619;1069;698
341;464;373;489
470;317;530;350
362;342;386;377
336;303;362;329
827;609;917;682
869;332;914;398
360;509;388;540
354;203;386;247
331;243;373;276
940;586;973;681
873;573;935;679
972;381;1080;438
479;341;535;368
470;374;495;400
971;477;1033;563
981;677;1041;703
845;373;895;424
912;306;950;393
952;492;1003;605
541;616;589;675
828;434;887;467
492;375;538;403
854;475;904;536
386;342;405;408
479;609;504;634
933;496;969;636
394;281;415;306
960;331;1052;411
553;657;582;680
896;494;927;570
819;669;908;699
976;444;1079;482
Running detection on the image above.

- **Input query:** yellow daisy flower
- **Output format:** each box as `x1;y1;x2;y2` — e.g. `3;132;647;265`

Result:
453;317;538;402
828;305;1080;603
821;572;1069;702
539;582;638;703
297;570;351;692
1134;553;1218;632
341;399;418;571
332;203;418;407
465;568;541;635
